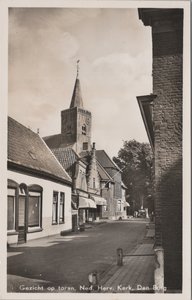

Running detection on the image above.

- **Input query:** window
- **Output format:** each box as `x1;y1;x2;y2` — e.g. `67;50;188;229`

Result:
105;182;111;189
28;185;42;230
67;124;72;135
83;142;88;150
59;193;65;224
7;189;16;231
82;124;86;135
7;180;18;231
52;191;58;224
118;200;121;212
28;192;41;228
19;195;25;227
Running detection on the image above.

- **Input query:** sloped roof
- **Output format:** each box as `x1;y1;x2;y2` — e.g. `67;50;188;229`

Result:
43;133;75;150
52;147;79;172
8;117;72;184
43;133;62;149
80;156;89;166
97;161;113;182
96;150;121;171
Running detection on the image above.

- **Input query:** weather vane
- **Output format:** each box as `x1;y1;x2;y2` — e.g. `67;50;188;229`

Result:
77;59;80;78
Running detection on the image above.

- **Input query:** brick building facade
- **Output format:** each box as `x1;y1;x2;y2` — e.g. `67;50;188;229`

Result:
137;9;183;292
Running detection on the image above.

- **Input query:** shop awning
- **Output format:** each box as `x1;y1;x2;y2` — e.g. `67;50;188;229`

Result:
124;202;130;207
91;195;107;206
79;197;97;209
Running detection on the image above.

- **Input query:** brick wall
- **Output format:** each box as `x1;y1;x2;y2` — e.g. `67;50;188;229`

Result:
61;107;92;154
76;108;92;154
152;13;183;290
61;107;77;144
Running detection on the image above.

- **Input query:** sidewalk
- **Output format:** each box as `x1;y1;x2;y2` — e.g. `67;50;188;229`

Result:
98;222;155;293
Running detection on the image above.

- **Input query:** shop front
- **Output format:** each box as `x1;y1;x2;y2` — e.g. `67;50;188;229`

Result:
78;195;97;224
91;195;107;220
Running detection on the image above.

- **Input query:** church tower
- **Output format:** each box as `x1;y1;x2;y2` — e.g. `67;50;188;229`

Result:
61;61;92;155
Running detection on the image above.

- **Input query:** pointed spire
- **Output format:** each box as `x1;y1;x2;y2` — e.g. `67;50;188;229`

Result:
77;59;80;79
70;60;84;109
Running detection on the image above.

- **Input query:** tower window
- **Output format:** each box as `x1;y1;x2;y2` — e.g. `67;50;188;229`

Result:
83;142;88;150
67;125;72;135
82;124;86;135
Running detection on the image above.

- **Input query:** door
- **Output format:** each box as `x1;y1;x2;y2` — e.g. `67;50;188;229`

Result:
18;195;26;243
96;205;102;220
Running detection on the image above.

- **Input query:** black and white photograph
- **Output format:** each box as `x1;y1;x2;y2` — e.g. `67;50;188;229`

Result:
0;0;190;299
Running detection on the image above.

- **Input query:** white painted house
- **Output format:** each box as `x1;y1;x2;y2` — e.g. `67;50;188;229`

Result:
7;117;72;245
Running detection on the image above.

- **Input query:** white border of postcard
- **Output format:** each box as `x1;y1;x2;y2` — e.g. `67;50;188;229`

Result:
0;1;191;300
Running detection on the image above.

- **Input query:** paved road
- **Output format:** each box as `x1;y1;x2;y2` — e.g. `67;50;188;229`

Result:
7;220;147;293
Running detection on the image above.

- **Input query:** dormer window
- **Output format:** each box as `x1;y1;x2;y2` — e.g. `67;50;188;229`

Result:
82;124;86;135
28;151;36;160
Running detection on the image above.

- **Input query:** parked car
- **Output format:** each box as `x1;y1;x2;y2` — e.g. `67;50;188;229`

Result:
138;209;146;218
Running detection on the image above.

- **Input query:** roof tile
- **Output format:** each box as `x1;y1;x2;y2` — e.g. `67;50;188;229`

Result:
52;147;78;172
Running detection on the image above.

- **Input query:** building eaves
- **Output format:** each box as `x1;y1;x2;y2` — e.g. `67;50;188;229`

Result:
138;8;183;27
97;161;114;182
137;94;156;150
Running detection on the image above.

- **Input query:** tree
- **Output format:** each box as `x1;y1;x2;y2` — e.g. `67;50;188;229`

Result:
113;140;153;214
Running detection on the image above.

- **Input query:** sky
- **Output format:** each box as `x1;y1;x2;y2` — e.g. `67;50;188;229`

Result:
8;7;152;158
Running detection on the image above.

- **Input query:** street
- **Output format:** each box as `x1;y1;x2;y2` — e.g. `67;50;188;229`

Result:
7;220;147;293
